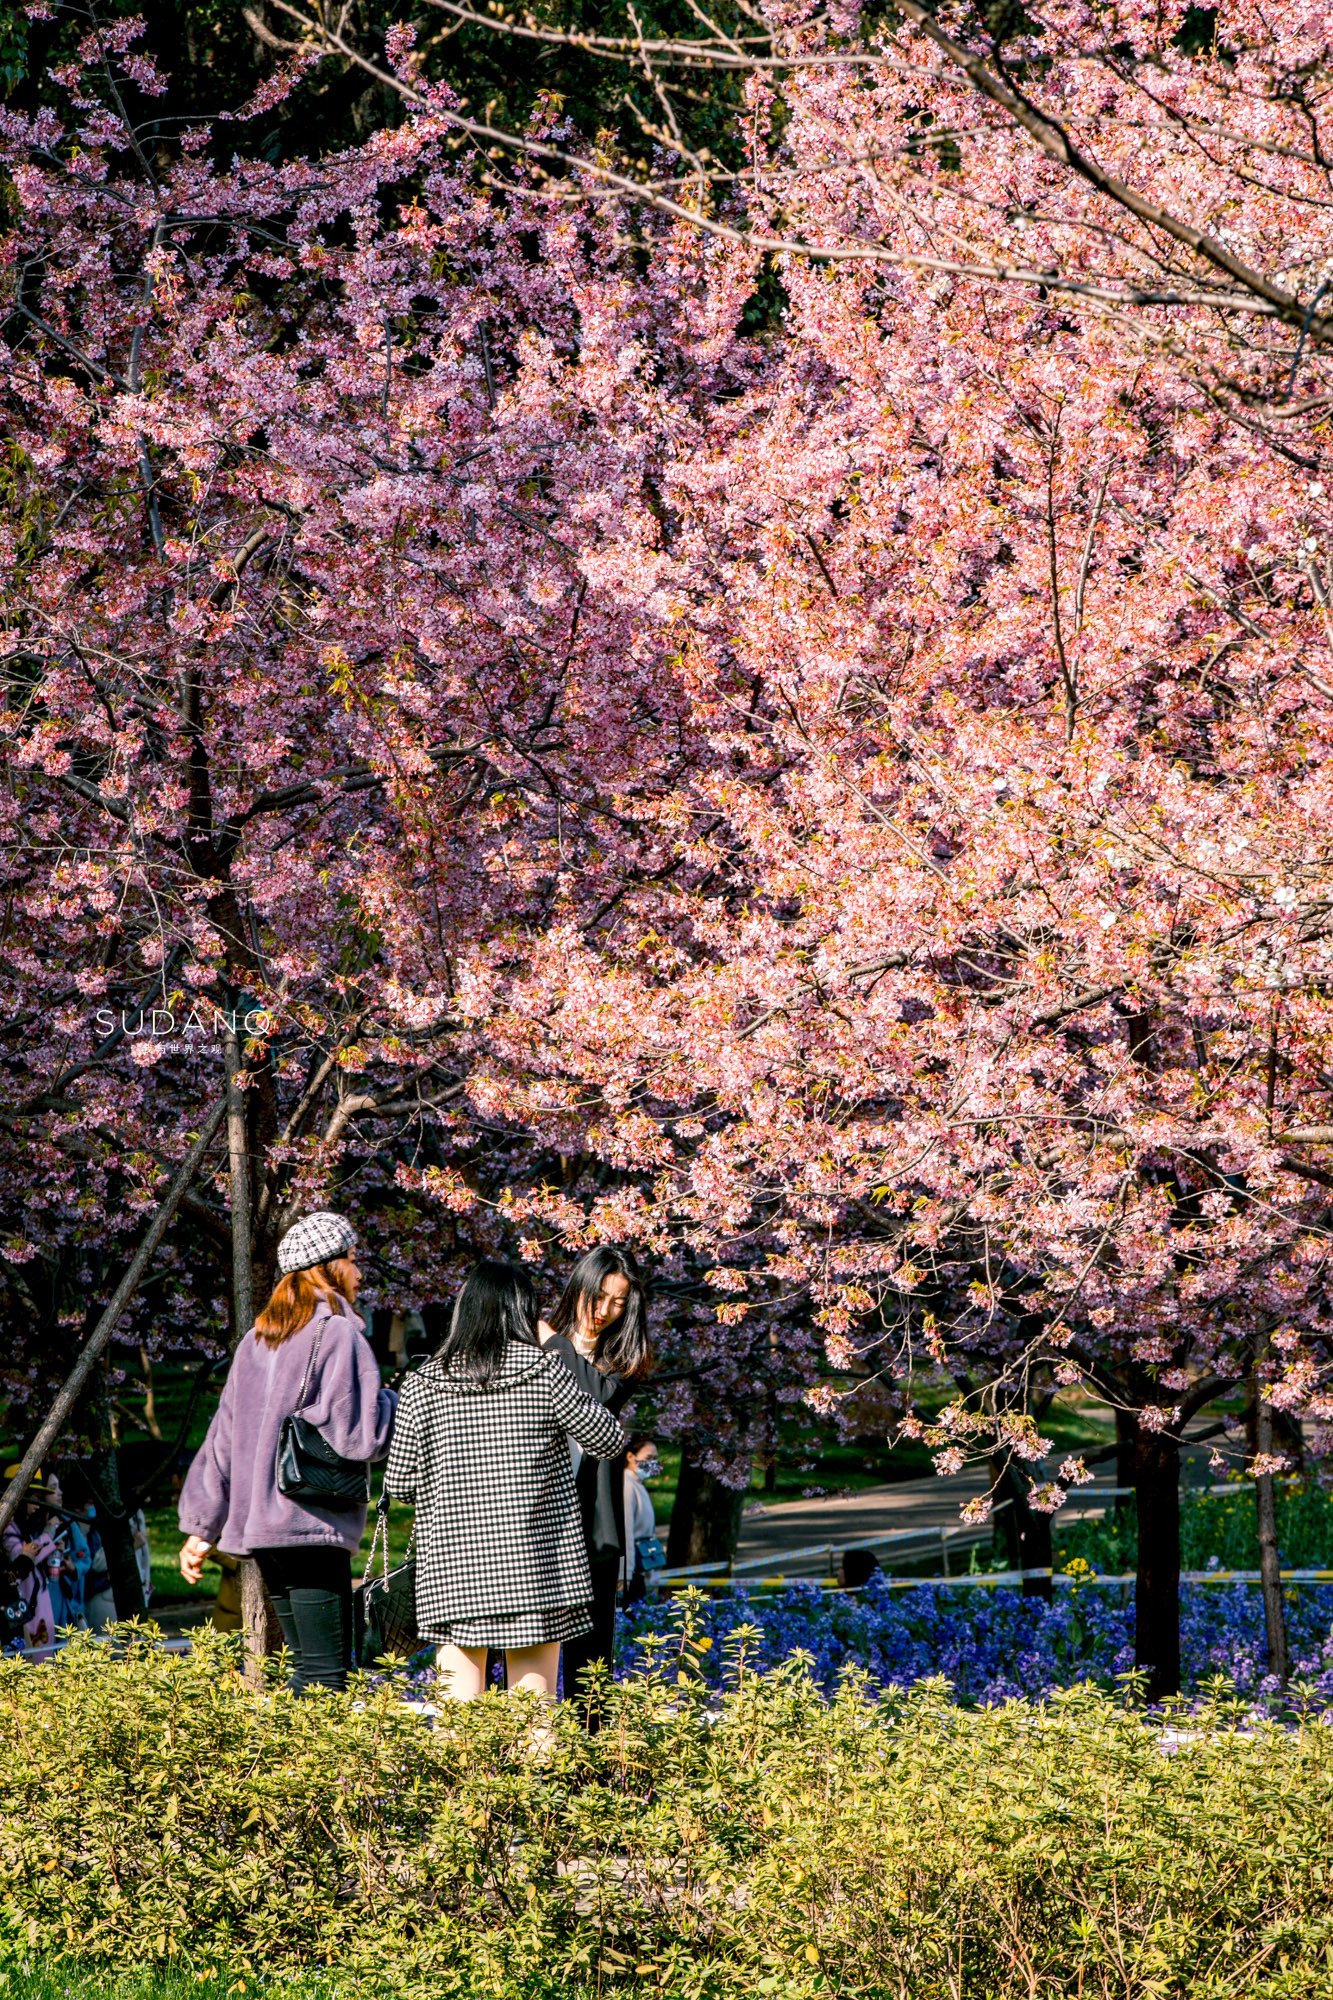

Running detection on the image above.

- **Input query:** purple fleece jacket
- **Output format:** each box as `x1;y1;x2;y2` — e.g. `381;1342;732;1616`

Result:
178;1301;397;1555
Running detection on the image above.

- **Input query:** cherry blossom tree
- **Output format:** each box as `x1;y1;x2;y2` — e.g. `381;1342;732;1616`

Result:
0;20;746;1555
9;0;1333;1693
614;0;1333;1692
311;0;1333;1689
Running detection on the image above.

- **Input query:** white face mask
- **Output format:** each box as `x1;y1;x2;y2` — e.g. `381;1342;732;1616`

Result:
634;1456;661;1481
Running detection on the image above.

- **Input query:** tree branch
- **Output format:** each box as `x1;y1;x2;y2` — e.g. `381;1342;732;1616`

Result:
0;1094;228;1539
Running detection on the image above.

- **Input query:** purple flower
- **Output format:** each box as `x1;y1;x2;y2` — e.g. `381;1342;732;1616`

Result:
617;1580;1333;1706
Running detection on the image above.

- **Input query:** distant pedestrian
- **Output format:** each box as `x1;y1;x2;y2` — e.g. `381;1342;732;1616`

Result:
178;1211;395;1692
621;1436;662;1604
1;1469;59;1650
54;1469;97;1630
82;1509;115;1632
38;1473;91;1632
384;1260;626;1704
129;1506;153;1606
838;1548;881;1589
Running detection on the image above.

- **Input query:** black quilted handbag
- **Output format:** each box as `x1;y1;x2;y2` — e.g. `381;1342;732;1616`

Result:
275;1321;371;1510
355;1494;418;1662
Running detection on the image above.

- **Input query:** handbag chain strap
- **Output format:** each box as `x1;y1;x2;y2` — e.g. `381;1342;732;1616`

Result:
365;1491;415;1587
293;1314;327;1414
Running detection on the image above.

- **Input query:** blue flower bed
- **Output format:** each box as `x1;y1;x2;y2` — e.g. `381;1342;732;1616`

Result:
617;1576;1333;1703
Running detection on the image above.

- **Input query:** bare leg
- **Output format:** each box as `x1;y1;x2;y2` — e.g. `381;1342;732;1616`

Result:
436;1642;486;1701
505;1642;560;1698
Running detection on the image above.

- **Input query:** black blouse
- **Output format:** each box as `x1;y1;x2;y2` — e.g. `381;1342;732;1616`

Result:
543;1333;634;1561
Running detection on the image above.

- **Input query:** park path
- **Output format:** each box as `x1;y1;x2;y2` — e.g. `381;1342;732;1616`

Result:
733;1466;992;1579
728;1432;1229;1581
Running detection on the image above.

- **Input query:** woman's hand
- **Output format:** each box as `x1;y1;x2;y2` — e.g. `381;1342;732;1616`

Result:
179;1535;211;1585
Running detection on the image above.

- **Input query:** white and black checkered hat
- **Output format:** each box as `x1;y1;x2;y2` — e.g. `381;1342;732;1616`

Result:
277;1211;357;1276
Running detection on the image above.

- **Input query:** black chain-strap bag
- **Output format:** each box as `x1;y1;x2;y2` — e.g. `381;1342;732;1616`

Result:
275;1320;372;1510
355;1492;418;1662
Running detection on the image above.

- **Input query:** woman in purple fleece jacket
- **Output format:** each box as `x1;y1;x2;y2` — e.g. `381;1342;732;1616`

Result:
178;1211;395;1691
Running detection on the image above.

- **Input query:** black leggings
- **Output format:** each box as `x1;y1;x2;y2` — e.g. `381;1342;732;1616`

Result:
561;1554;621;1710
253;1546;353;1694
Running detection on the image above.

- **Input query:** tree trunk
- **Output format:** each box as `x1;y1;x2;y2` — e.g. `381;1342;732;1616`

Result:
665;1453;747;1569
225;1021;254;1344
1275;1406;1305;1478
138;1345;164;1440
1133;1428;1180;1700
1017;1495;1053;1601
1114;1406;1137;1517
241;1551;284;1687
227;1019;279;1676
1254;1365;1290;1687
1243;1372;1259;1459
92;1396;147;1622
996;1461;1053;1600
991;1455;1021;1571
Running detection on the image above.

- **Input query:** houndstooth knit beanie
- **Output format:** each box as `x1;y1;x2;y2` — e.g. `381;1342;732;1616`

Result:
276;1211;357;1275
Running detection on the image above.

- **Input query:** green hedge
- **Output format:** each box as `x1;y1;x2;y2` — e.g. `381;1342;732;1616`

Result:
3;1620;1333;1999
1056;1479;1333;1575
0;1970;345;2000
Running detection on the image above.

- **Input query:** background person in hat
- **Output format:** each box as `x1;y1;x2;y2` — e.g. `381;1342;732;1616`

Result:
1;1468;60;1650
177;1211;396;1692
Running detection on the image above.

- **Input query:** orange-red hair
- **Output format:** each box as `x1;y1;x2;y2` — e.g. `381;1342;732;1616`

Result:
254;1259;355;1346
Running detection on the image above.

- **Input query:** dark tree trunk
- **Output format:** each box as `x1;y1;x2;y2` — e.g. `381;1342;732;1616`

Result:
993;1460;1052;1599
1255;1464;1289;1687
1134;1429;1180;1700
761;1390;779;1495
1275;1407;1305;1477
1017;1498;1053;1601
1243;1373;1259;1458
1253;1351;1290;1686
666;1453;746;1569
1114;1406;1138;1516
91;1432;147;1622
225;1017;282;1672
991;1456;1021;1571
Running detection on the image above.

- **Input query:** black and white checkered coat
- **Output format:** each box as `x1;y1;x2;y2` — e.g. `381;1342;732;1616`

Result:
383;1343;627;1626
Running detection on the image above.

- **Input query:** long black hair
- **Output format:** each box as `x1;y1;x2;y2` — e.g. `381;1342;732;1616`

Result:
435;1260;540;1386
548;1245;653;1381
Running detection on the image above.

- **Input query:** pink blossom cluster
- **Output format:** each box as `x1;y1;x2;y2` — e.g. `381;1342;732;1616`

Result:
3;3;1333;1503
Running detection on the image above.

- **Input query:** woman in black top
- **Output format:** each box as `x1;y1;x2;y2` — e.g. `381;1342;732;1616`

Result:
539;1246;652;1705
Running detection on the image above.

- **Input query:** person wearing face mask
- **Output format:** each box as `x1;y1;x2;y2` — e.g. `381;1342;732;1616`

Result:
177;1211;396;1693
621;1437;662;1604
538;1246;653;1704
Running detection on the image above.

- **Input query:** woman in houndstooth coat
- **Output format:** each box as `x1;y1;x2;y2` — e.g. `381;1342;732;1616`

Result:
383;1259;626;1701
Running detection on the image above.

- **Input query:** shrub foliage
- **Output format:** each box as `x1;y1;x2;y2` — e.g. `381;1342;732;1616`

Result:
1055;1480;1333;1578
2;1619;1333;1998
